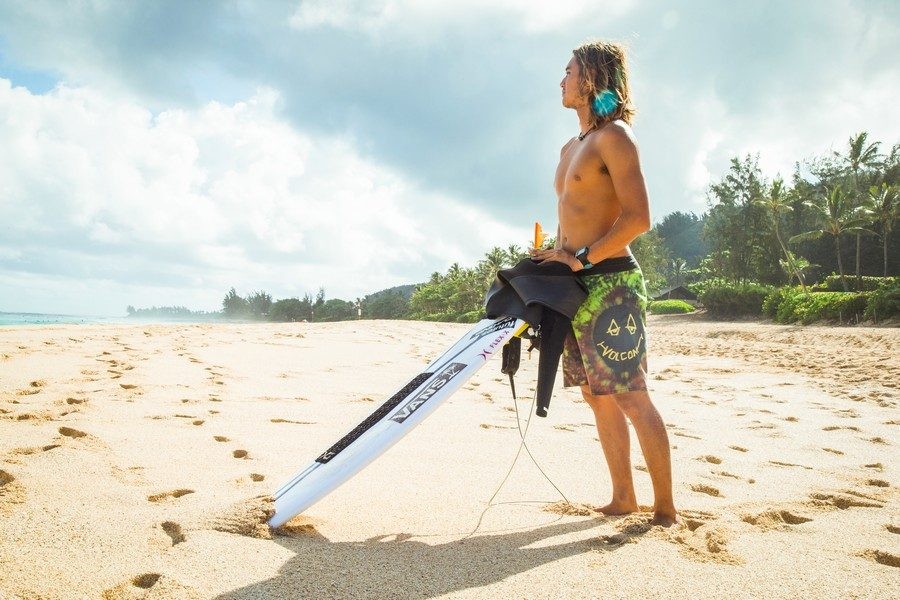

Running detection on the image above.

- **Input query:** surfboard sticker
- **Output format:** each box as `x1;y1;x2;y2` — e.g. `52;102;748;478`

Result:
315;371;434;464
268;316;525;528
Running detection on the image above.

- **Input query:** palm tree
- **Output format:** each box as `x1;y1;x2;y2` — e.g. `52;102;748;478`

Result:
790;185;870;292
670;258;687;287
505;244;526;266
482;247;508;272
754;178;807;291
778;250;815;287
835;132;882;286
866;183;899;277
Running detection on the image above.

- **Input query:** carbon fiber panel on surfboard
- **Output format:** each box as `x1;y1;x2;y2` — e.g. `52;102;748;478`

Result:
268;316;525;528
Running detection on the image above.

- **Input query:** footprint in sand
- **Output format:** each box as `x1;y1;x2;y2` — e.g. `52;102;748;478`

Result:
866;479;889;487
808;492;883;510
728;445;748;452
697;455;722;465
214;436;229;442
857;549;900;568
233;450;249;459
192;420;205;426
768;460;813;470
741;509;813;530
65;398;87;405
864;463;884;471
161;521;186;545
119;383;139;390
102;573;163;598
690;483;721;497
58;427;88;438
822;447;844;455
886;524;900;534
250;473;265;482
147;489;195;503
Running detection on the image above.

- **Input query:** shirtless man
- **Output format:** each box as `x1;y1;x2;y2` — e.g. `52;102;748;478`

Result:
531;41;677;526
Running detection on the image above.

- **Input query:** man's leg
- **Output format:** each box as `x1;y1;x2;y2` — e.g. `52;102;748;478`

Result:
610;389;677;526
581;385;638;515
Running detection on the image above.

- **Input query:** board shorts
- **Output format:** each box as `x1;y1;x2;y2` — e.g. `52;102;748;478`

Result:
562;256;648;396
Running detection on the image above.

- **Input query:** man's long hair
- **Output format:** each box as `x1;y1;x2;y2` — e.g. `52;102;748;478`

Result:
572;41;635;128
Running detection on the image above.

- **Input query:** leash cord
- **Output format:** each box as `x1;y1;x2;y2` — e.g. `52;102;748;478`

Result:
463;390;571;539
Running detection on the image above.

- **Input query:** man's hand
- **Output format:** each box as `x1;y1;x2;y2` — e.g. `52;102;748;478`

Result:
529;247;582;272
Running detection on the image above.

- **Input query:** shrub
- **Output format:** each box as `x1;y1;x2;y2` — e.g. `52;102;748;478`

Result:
776;292;871;324
699;282;774;318
687;277;732;298
864;286;900;322
648;300;695;314
815;275;899;292
762;287;801;319
775;291;806;323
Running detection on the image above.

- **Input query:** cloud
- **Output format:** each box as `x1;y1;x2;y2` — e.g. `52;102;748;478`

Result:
0;80;526;314
289;0;639;35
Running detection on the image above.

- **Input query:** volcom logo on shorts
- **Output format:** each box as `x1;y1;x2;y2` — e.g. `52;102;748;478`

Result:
592;302;645;374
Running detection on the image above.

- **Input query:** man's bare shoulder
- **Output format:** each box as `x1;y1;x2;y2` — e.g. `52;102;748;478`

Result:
593;120;638;151
560;136;578;157
592;119;638;161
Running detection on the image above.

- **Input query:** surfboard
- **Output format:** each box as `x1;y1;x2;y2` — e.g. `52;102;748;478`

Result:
268;315;527;528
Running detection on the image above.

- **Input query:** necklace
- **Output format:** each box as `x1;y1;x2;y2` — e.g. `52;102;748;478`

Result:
577;125;597;141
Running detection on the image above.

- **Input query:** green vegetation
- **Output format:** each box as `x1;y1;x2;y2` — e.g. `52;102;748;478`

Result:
409;245;529;322
761;278;899;324
864;286;900;321
647;300;695;314
698;282;774;319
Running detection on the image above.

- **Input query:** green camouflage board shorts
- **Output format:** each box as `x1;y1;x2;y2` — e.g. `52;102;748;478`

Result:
562;266;648;396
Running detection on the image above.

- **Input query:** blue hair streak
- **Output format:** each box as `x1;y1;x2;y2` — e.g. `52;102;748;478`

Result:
592;89;619;117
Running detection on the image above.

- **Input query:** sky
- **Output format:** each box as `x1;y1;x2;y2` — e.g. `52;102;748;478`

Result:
0;0;897;316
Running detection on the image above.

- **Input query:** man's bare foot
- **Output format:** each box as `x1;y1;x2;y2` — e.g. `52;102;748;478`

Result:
594;501;639;516
650;511;679;527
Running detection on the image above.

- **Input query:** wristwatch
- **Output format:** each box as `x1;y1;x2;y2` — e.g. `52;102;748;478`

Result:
574;246;592;269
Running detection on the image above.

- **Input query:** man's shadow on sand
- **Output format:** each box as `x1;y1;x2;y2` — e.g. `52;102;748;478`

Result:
216;514;644;599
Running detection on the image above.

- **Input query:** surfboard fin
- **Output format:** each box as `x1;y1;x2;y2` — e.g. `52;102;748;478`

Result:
501;336;521;399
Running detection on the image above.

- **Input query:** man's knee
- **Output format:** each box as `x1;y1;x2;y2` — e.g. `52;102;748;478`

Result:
581;387;623;412
611;390;654;416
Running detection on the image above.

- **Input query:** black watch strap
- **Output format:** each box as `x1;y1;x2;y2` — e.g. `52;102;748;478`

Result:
575;246;592;268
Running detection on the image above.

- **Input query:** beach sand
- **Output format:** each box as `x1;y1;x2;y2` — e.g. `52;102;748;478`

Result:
0;317;897;599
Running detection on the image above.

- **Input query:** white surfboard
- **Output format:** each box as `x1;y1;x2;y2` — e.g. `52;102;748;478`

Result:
269;316;526;528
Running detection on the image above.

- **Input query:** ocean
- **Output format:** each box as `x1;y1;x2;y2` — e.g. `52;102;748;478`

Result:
0;312;128;326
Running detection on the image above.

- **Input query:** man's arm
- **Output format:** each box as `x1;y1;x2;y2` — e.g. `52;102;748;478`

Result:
583;123;651;264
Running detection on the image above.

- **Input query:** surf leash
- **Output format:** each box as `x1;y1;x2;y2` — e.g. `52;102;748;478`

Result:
463;378;571;539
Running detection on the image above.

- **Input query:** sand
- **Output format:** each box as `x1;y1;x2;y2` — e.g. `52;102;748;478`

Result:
0;317;897;599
